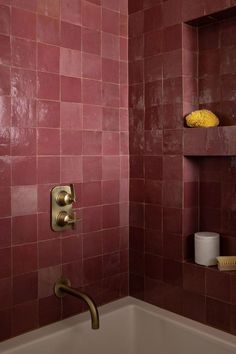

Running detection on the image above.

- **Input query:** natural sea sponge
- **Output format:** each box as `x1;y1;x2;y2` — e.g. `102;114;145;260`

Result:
185;109;220;128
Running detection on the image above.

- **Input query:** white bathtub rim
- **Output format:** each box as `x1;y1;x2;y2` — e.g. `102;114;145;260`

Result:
1;296;236;351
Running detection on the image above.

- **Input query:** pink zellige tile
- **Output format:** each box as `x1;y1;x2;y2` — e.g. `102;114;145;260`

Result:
61;21;81;50
61;102;82;130
12;157;36;186
103;204;119;229
12;37;36;70
102;8;120;35
102;180;119;204
61;156;82;183
83;131;102;155
12;300;38;336
0;5;10;35
61;0;81;25
0;186;10;217
82;206;102;233
37;100;60;128
37;15;59;45
102;82;119;107
0;277;11;310
0;247;11;278
82;1;101;31
82;27;101;55
11;68;36;98
82;79;102;105
13;244;37;275
12;0;37;11
37;157;60;184
61;130;82;155
0;156;10;186
82;181;102;207
37;0;60;18
37;72;59;100
102;131;119;155
0;96;10;127
82;53;101;80
38;239;61;268
61;76;81;103
102;156;120;180
102;58;119;83
12;215;37;245
102;107;119;131
83;256;103;284
83;156;102;182
37;128;60;155
0;217;11;248
60;47;81;78
11;128;36;156
39;296;61;327
12;98;36;127
0;312;9;342
83;104;102;130
0;34;10;65
11;7;36;40
102;32;119;60
38;43;59;73
83;231;102;258
62;236;82;263
11;186;37;217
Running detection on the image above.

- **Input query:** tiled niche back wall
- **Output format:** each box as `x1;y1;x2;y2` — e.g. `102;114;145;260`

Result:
129;0;236;335
193;16;236;126
0;0;128;341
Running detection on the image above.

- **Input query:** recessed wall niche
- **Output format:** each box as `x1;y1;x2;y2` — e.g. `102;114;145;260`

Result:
183;156;236;261
183;7;236;126
183;7;236;260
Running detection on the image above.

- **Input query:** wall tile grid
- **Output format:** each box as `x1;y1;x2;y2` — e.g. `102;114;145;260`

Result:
0;0;129;340
129;0;236;335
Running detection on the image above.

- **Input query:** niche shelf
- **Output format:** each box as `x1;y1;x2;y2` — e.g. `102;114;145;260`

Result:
184;126;236;156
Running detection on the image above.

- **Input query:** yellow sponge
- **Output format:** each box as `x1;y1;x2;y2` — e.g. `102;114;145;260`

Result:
185;109;219;128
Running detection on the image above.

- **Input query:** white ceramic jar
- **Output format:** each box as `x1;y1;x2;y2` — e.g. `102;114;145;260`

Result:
194;232;220;266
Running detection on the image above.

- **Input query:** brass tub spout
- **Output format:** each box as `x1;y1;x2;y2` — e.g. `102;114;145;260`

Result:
54;278;99;330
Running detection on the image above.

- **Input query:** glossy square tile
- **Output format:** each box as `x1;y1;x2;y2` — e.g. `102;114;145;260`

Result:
37;72;59;100
11;7;36;40
37;14;59;45
61;76;81;102
0;5;10;35
60;47;81;78
11;37;36;70
38;43;59;73
61;0;82;25
82;27;101;55
82;1;101;30
61;21;81;50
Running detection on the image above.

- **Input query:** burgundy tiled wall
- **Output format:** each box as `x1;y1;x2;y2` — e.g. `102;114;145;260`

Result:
0;0;128;341
129;0;236;335
198;18;236;125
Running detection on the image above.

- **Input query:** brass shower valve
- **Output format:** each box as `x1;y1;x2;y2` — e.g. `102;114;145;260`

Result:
56;190;75;206
51;184;78;232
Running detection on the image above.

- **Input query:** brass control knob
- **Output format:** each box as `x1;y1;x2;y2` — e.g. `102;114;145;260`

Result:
56;211;77;227
56;190;74;206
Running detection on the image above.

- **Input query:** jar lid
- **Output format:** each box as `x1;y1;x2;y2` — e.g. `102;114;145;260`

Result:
194;231;220;239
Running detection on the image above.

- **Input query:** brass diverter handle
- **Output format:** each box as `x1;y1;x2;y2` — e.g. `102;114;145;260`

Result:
51;184;78;232
56;211;77;227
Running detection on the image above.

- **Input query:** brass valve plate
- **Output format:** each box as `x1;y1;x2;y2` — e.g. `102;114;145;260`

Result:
51;185;75;232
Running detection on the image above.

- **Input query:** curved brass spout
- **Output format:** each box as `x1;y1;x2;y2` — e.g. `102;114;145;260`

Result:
54;278;99;330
